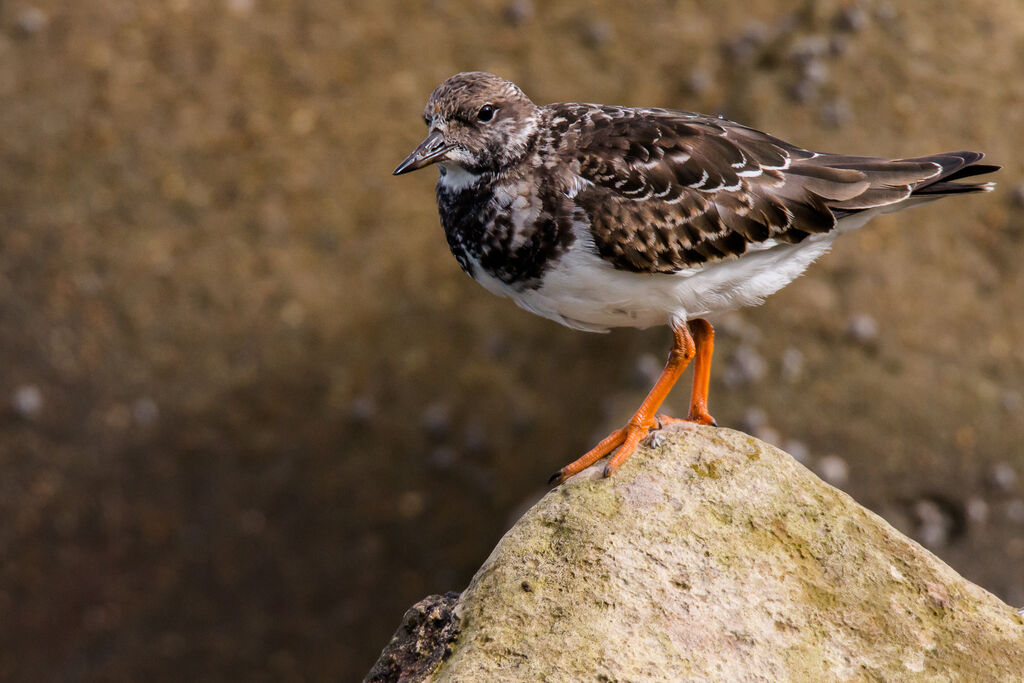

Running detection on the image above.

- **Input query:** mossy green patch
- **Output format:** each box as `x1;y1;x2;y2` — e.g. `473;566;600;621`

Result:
689;460;722;478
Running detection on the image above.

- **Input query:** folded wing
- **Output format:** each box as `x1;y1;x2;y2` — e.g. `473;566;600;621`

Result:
554;104;996;273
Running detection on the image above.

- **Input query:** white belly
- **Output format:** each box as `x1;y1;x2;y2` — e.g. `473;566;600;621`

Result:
469;210;882;332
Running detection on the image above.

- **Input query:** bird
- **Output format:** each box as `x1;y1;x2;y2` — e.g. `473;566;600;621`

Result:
393;71;998;485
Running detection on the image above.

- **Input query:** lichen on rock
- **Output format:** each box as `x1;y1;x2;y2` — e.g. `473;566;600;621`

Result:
368;425;1024;681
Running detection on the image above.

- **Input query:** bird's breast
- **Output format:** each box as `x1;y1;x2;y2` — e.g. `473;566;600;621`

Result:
435;175;575;290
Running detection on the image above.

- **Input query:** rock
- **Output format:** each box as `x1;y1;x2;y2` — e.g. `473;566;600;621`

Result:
910;497;957;548
780;347;804;383
820;97;852;128
739;406;768;432
367;427;1024;681
987;462;1019;493
720;21;769;65
1007;499;1024;525
225;0;254;14
365;592;461;683
132;397;160;426
348;396;378;424
13;7;48;38
833;4;869;33
420;402;451;440
632;352;663;387
1011;183;1024;209
502;0;533;25
783;438;810;463
428;446;457;471
11;384;43;419
684;68;711;96
580;19;612;48
1004;390;1023;413
966;496;989;524
788;35;831;66
845;313;879;344
721;345;767;387
814;453;850;486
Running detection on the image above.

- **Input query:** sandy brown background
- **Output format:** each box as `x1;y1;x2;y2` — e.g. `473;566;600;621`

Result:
1;1;1022;680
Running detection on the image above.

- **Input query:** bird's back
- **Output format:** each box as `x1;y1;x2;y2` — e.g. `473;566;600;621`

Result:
541;103;997;276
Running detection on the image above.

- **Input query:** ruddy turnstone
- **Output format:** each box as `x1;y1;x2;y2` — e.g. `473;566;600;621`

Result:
394;71;998;484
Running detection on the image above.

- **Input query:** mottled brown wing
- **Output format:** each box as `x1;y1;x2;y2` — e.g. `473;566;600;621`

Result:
555;104;988;273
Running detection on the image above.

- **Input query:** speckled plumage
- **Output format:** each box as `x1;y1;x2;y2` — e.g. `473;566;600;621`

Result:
395;71;998;483
396;71;997;332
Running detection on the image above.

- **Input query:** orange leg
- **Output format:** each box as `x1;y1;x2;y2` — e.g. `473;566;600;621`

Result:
549;322;697;484
686;318;717;426
656;319;716;428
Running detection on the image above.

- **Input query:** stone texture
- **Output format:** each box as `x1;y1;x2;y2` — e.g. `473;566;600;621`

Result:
366;592;461;683
370;426;1024;681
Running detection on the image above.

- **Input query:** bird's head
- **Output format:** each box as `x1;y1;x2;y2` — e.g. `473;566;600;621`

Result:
393;72;540;177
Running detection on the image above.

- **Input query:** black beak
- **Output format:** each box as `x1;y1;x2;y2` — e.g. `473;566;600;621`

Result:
393;130;453;175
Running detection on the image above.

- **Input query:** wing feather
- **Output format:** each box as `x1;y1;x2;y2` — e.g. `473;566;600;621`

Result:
550;104;996;273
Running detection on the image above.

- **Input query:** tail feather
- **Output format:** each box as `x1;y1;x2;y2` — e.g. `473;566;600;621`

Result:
812;151;998;220
912;179;996;196
939;163;1001;182
901;151;999;196
820;151;999;215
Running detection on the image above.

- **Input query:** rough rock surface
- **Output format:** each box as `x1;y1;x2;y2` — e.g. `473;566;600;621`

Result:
368;426;1024;682
365;592;461;683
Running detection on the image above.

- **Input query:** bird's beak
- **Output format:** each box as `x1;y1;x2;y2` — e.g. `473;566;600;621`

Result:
393;130;454;175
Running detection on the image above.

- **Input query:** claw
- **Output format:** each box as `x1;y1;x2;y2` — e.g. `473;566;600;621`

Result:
686;410;718;427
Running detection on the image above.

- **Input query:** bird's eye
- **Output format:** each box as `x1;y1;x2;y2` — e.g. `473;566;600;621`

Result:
477;104;496;123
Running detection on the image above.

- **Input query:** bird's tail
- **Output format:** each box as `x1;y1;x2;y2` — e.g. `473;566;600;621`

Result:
903;151;1000;196
811;150;999;219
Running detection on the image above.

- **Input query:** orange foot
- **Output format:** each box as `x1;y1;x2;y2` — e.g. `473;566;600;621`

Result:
548;319;720;485
685;406;717;427
547;413;715;484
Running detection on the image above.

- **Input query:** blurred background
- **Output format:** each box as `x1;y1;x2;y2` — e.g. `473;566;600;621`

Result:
1;0;1022;680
